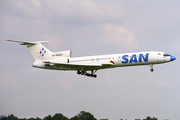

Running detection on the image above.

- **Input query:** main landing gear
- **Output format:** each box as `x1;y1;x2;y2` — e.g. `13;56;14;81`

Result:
77;70;97;78
150;65;154;72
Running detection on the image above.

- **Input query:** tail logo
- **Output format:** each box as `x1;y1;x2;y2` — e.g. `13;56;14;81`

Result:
39;47;46;57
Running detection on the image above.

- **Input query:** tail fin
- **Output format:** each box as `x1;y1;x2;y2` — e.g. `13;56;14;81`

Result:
6;40;53;60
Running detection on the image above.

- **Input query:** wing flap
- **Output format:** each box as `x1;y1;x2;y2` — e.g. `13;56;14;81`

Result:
43;60;103;67
43;59;115;67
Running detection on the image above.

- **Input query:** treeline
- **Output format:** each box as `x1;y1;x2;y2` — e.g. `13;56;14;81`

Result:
0;111;158;120
0;111;95;120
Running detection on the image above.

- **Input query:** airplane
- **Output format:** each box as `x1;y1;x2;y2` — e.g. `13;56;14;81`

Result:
6;40;176;78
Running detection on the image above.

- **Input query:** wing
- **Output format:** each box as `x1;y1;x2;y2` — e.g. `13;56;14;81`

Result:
43;60;115;71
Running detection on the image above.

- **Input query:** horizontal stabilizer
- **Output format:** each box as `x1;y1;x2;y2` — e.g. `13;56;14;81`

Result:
6;40;49;45
6;39;52;60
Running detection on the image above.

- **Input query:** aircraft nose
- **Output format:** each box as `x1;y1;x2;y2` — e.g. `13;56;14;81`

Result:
170;55;176;61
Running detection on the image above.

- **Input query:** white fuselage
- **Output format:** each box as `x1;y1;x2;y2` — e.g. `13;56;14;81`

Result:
7;40;176;77
33;51;175;71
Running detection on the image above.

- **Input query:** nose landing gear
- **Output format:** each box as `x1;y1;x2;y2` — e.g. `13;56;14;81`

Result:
150;68;154;72
150;65;154;72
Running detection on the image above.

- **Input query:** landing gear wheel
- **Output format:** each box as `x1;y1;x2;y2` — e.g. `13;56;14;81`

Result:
150;68;154;72
77;71;81;75
149;65;154;72
93;74;97;78
81;71;84;75
77;70;98;78
87;73;90;77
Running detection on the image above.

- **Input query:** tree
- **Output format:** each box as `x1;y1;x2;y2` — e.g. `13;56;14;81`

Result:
70;111;97;120
43;115;52;120
7;114;18;120
36;117;42;120
143;116;158;120
52;113;69;120
0;115;7;120
27;118;37;120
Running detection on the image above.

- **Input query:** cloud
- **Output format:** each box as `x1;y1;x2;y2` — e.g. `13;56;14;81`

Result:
34;77;72;91
1;1;180;119
172;43;180;51
0;74;20;90
102;24;138;49
0;0;126;53
2;0;123;24
31;0;41;7
38;0;123;23
57;79;72;91
44;34;63;50
16;2;39;17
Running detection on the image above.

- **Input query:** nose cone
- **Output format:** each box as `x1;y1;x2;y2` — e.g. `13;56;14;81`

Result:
170;55;176;61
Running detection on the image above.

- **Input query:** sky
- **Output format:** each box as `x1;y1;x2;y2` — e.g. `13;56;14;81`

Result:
0;0;180;120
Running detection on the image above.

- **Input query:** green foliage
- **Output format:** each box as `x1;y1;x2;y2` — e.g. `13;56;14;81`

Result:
51;113;69;120
0;115;7;120
70;111;97;120
43;115;51;120
0;114;18;120
27;118;38;120
0;113;159;120
143;116;158;120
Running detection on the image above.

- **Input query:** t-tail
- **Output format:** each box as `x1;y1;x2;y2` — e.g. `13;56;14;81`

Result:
6;40;53;60
6;40;72;60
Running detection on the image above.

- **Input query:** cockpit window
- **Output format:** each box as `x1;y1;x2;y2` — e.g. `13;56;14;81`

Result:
163;53;170;56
